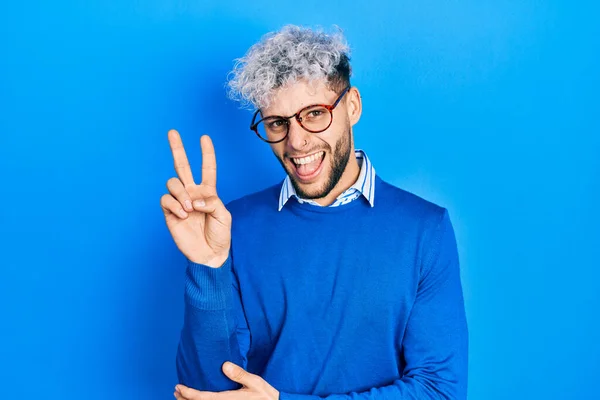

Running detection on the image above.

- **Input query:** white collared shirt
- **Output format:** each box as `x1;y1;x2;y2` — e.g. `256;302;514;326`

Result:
278;149;376;211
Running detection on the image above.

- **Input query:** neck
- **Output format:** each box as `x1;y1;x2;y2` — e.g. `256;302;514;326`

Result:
313;150;360;206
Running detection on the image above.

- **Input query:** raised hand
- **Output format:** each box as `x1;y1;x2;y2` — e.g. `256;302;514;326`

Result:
160;129;232;268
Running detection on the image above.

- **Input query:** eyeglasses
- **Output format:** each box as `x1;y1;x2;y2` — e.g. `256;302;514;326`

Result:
250;86;351;144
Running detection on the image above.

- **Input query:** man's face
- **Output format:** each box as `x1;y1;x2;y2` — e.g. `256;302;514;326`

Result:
262;80;359;200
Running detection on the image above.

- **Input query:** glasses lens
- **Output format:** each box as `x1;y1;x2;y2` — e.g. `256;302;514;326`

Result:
256;117;288;142
299;106;331;132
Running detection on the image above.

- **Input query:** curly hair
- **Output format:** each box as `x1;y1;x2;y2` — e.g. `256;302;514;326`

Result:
226;24;352;110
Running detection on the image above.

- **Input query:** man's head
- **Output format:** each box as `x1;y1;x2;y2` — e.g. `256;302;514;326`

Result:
227;25;362;202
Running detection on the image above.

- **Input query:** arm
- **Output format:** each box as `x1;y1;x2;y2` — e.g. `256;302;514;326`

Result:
280;209;468;400
176;254;250;391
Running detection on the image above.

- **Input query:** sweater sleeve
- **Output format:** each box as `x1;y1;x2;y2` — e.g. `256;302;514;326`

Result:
279;208;468;400
175;255;250;391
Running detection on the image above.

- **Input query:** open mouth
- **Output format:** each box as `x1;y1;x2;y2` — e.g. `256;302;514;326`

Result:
289;151;326;183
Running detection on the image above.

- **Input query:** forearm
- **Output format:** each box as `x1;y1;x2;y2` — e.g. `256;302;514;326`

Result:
176;257;246;391
279;376;462;400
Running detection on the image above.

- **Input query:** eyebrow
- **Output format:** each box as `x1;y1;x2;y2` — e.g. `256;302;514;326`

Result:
260;113;287;119
261;102;324;119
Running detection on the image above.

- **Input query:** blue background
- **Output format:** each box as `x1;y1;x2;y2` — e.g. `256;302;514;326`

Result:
1;1;598;399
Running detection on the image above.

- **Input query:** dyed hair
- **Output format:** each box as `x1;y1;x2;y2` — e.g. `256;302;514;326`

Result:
227;24;351;110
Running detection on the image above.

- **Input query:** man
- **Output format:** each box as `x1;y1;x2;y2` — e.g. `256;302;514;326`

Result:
161;25;468;400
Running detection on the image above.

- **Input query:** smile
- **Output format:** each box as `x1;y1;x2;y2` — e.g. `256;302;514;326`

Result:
289;151;326;182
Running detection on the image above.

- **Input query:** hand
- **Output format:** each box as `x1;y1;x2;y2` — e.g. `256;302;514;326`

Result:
174;362;280;400
160;129;232;268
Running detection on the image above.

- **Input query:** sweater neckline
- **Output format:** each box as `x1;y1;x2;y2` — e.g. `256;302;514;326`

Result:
284;176;380;214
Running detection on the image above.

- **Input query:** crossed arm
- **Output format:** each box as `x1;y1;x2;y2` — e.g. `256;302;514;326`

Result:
176;209;468;399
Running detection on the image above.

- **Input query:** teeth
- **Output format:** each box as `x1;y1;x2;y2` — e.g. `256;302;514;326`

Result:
292;151;324;165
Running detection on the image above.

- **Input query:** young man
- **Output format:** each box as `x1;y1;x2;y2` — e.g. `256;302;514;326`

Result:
161;25;468;400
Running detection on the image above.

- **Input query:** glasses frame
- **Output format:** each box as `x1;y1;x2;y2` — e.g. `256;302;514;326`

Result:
249;86;351;144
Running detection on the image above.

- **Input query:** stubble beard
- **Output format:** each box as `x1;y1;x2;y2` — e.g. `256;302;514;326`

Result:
277;128;353;201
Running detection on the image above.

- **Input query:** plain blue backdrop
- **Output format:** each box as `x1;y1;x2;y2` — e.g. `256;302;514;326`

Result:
1;1;598;399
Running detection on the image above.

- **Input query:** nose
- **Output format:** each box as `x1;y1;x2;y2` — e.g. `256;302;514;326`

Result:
286;118;311;151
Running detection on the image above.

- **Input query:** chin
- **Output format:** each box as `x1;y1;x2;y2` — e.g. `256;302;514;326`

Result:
294;182;329;200
290;164;335;200
289;173;328;200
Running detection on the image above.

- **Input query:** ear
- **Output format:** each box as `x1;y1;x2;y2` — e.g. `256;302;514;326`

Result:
346;86;362;126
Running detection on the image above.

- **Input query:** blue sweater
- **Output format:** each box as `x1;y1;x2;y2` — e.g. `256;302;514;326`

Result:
176;176;468;399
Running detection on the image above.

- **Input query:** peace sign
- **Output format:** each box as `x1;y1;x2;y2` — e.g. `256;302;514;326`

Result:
160;129;232;268
170;129;217;188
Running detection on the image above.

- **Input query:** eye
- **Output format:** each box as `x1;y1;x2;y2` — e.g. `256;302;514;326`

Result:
302;107;328;120
267;119;286;129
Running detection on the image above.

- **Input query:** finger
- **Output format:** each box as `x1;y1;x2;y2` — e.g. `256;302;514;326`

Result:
174;385;187;400
169;129;195;186
192;196;231;224
175;392;193;400
161;193;189;219
200;135;217;188
167;177;193;212
222;361;260;388
177;385;210;400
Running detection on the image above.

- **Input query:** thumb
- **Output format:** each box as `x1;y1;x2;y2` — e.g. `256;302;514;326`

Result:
193;195;232;225
222;361;255;387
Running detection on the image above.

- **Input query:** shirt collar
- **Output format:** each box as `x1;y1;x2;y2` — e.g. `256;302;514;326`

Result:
278;149;376;211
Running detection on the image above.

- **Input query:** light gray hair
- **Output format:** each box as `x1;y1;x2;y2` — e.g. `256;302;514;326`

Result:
226;24;352;110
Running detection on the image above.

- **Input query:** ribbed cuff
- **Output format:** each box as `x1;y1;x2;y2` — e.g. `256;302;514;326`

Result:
184;256;233;310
